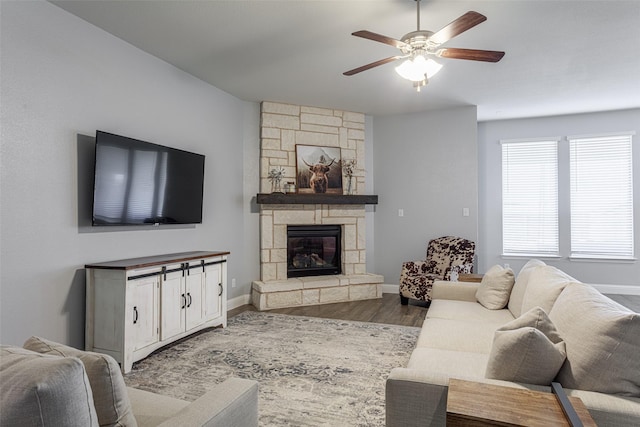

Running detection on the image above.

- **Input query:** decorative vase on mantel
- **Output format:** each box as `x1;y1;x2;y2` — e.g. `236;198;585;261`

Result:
268;167;285;193
342;159;357;195
272;179;283;193
345;175;354;195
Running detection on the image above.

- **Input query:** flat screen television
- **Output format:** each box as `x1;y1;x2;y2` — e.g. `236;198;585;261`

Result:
92;131;205;226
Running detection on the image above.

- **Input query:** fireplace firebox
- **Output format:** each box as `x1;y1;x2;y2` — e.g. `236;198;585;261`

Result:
287;225;341;278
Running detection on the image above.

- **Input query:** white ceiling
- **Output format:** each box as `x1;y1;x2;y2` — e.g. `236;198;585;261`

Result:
50;0;640;121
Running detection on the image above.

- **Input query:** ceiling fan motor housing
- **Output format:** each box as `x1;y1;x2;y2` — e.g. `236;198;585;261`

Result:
400;30;437;56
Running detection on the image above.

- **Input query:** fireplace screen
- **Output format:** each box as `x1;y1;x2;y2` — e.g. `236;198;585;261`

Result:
287;225;341;278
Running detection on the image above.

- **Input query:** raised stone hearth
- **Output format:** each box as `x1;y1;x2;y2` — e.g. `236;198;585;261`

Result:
252;274;384;310
253;101;383;310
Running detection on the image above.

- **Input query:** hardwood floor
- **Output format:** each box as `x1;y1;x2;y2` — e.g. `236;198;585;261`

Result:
229;293;640;326
229;293;428;327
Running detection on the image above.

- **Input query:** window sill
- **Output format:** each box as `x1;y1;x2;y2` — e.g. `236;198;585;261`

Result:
569;256;637;263
501;254;563;259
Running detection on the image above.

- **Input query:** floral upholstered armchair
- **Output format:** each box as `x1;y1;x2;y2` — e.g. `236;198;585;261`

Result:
399;236;476;305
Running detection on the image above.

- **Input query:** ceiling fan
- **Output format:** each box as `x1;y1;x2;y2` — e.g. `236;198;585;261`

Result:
344;0;505;91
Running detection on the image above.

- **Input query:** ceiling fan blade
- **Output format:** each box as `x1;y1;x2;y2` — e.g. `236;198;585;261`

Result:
352;30;409;50
436;48;505;62
429;11;487;45
343;56;404;76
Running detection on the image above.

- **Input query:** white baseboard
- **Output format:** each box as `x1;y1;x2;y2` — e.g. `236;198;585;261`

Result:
227;294;252;311
382;284;399;294
592;284;640;296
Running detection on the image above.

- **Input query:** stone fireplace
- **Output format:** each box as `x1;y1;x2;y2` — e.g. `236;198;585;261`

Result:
251;102;383;311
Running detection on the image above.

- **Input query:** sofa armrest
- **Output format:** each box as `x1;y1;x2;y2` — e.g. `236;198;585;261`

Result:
386;368;449;427
401;260;428;274
386;369;550;427
157;378;258;427
431;280;479;302
127;378;258;427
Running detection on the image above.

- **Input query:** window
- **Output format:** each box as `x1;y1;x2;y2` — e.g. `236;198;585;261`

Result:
569;133;634;259
502;139;559;256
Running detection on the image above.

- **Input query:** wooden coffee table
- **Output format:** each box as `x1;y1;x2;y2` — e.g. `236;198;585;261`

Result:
446;378;596;426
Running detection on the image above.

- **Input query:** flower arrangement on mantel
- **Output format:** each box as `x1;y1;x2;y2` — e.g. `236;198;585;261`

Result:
268;166;285;193
342;159;358;195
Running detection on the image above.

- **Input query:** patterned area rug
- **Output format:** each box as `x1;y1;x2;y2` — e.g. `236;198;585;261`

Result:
124;311;420;426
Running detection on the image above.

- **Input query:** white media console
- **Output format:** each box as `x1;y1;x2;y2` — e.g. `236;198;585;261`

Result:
85;251;228;373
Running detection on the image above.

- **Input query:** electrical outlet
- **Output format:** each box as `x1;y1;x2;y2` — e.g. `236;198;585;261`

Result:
231;278;236;288
398;209;404;217
463;207;470;217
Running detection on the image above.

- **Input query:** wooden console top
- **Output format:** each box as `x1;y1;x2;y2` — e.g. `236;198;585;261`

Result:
447;378;596;426
85;251;229;270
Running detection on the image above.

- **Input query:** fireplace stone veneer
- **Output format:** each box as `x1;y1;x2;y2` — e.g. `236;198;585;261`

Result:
252;101;384;310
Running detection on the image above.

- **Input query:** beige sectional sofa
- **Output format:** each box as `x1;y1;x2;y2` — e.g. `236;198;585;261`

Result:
1;337;258;426
386;260;640;427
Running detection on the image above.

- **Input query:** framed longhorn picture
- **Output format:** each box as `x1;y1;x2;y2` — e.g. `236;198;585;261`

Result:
295;145;343;194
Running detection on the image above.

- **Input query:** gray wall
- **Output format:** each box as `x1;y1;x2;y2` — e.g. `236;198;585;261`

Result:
372;107;479;285
0;1;259;347
478;109;640;289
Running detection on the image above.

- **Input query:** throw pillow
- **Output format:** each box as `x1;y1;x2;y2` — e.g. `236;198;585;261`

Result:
24;336;137;427
507;259;546;318
0;346;99;426
476;265;515;309
485;307;566;385
549;283;640;397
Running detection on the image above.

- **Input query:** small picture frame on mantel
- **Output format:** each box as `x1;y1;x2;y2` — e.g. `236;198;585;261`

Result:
295;145;343;194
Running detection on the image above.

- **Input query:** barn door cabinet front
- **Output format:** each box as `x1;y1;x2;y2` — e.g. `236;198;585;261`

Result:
85;251;228;373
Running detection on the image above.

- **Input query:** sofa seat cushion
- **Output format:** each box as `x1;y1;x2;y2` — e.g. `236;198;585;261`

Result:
521;265;577;314
416;318;503;354
126;387;189;427
24;336;137;427
407;347;489;379
550;283;640;397
485;307;566;385
427;300;515;324
475;265;515;310
508;259;546;318
0;346;99;426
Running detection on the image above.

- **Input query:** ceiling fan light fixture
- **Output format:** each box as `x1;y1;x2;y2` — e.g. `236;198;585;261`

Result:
395;54;442;82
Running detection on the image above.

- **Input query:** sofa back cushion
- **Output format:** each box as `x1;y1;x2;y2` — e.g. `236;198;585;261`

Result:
0;346;99;426
520;265;576;314
476;265;515;310
549;283;640;397
24;336;137;427
508;259;546;317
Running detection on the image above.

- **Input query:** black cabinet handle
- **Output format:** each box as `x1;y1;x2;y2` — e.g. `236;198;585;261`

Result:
187;292;192;307
181;293;186;309
133;306;138;324
219;282;223;296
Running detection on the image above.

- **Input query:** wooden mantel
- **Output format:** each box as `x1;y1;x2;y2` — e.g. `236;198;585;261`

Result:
256;193;378;205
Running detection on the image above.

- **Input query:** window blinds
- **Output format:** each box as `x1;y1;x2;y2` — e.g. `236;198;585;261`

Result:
502;139;559;256
569;133;634;259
